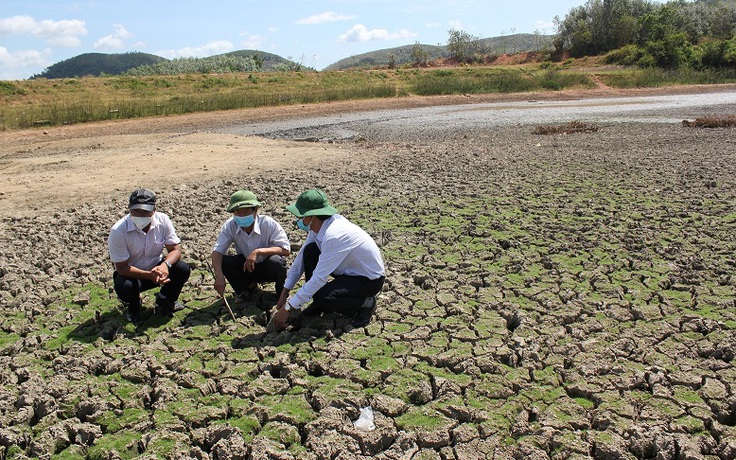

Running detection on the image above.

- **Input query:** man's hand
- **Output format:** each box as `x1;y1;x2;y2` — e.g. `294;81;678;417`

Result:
243;250;259;273
150;264;170;285
273;306;291;331
214;275;226;297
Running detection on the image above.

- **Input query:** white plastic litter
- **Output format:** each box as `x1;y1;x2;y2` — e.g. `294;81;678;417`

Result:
353;406;375;431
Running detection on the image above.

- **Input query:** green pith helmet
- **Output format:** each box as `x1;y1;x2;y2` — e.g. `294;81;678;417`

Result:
285;189;338;217
227;190;261;212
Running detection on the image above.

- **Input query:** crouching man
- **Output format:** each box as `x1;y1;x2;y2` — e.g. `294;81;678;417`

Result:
107;188;190;323
211;190;291;301
272;189;385;331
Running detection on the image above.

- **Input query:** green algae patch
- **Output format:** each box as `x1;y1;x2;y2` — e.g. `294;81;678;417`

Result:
383;368;433;404
220;415;261;439
96;407;149;433
86;431;142;460
396;407;451;430
672;415;707;434
50;444;87;460
259;421;302;447
256;394;317;426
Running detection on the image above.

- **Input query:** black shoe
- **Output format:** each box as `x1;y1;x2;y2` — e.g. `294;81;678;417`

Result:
155;294;184;316
351;296;377;328
125;308;142;324
234;287;257;304
154;300;173;316
121;301;142;324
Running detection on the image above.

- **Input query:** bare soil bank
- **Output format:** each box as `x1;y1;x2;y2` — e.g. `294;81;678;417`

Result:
1;83;734;217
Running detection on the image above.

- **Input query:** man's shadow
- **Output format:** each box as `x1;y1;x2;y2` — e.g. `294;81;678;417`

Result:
67;291;354;344
231;311;356;349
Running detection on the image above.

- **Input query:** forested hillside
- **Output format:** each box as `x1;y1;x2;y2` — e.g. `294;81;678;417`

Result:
32;52;165;79
31;51;304;79
326;33;553;70
555;0;736;68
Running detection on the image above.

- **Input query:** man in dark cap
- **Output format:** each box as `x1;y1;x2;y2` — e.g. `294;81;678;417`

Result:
107;188;191;323
272;189;385;331
211;190;290;300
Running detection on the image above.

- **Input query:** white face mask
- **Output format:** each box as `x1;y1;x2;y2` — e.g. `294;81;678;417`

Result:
131;215;152;229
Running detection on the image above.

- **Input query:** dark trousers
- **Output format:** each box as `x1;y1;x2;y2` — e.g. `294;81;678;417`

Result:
302;242;385;317
221;254;287;295
113;260;191;312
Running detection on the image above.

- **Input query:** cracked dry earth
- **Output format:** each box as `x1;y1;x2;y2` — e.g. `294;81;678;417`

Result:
0;88;736;460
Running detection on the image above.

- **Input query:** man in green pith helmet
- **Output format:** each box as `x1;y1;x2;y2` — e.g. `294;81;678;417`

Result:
272;189;385;331
211;190;290;301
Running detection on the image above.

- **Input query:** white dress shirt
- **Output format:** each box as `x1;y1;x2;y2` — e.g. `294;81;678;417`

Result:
212;214;290;262
285;214;384;309
108;212;180;271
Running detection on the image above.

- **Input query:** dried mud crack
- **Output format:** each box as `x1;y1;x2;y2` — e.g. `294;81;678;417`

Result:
1;88;736;459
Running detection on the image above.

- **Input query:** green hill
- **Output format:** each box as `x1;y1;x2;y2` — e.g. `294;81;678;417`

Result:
325;33;554;70
325;44;448;71
30;34;554;79
31;50;307;79
32;52;165;79
219;50;310;71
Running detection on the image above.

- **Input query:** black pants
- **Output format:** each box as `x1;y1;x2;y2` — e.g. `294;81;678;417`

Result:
302;242;384;317
113;260;191;311
221;254;287;295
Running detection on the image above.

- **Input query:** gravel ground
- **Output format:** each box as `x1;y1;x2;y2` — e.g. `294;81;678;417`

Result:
0;85;735;459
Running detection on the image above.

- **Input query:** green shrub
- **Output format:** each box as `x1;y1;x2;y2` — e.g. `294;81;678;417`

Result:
604;45;646;66
0;81;27;96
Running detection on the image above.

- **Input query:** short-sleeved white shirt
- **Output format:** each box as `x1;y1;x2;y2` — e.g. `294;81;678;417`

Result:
212;214;290;263
108;212;181;271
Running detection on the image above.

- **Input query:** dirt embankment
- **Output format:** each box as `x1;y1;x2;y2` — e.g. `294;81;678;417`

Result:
2;83;735;218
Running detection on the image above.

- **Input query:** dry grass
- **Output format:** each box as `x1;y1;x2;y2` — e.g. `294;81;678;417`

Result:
682;115;736;128
531;121;600;135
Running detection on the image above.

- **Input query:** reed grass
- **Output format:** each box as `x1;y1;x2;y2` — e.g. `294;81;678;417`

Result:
598;67;736;88
410;68;594;95
1;65;734;130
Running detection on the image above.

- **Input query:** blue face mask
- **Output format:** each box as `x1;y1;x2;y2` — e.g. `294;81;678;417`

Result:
296;217;311;232
234;214;255;228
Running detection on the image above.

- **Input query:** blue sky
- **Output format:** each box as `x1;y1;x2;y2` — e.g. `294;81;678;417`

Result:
0;0;584;80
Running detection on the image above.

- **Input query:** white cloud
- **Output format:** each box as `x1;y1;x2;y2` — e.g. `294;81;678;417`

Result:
339;24;416;43
156;40;234;59
240;35;266;50
0;15;86;47
535;20;554;34
0;46;51;78
35;19;87;46
297;12;356;25
94;35;124;50
448;20;462;29
0;15;36;35
93;24;131;50
0;46;50;68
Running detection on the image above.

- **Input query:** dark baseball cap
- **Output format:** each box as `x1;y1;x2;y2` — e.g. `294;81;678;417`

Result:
129;188;157;211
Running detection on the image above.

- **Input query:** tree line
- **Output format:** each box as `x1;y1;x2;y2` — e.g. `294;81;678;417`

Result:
554;0;736;68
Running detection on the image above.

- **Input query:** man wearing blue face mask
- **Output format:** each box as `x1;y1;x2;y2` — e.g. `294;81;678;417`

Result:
272;189;385;331
108;188;191;323
212;190;290;302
